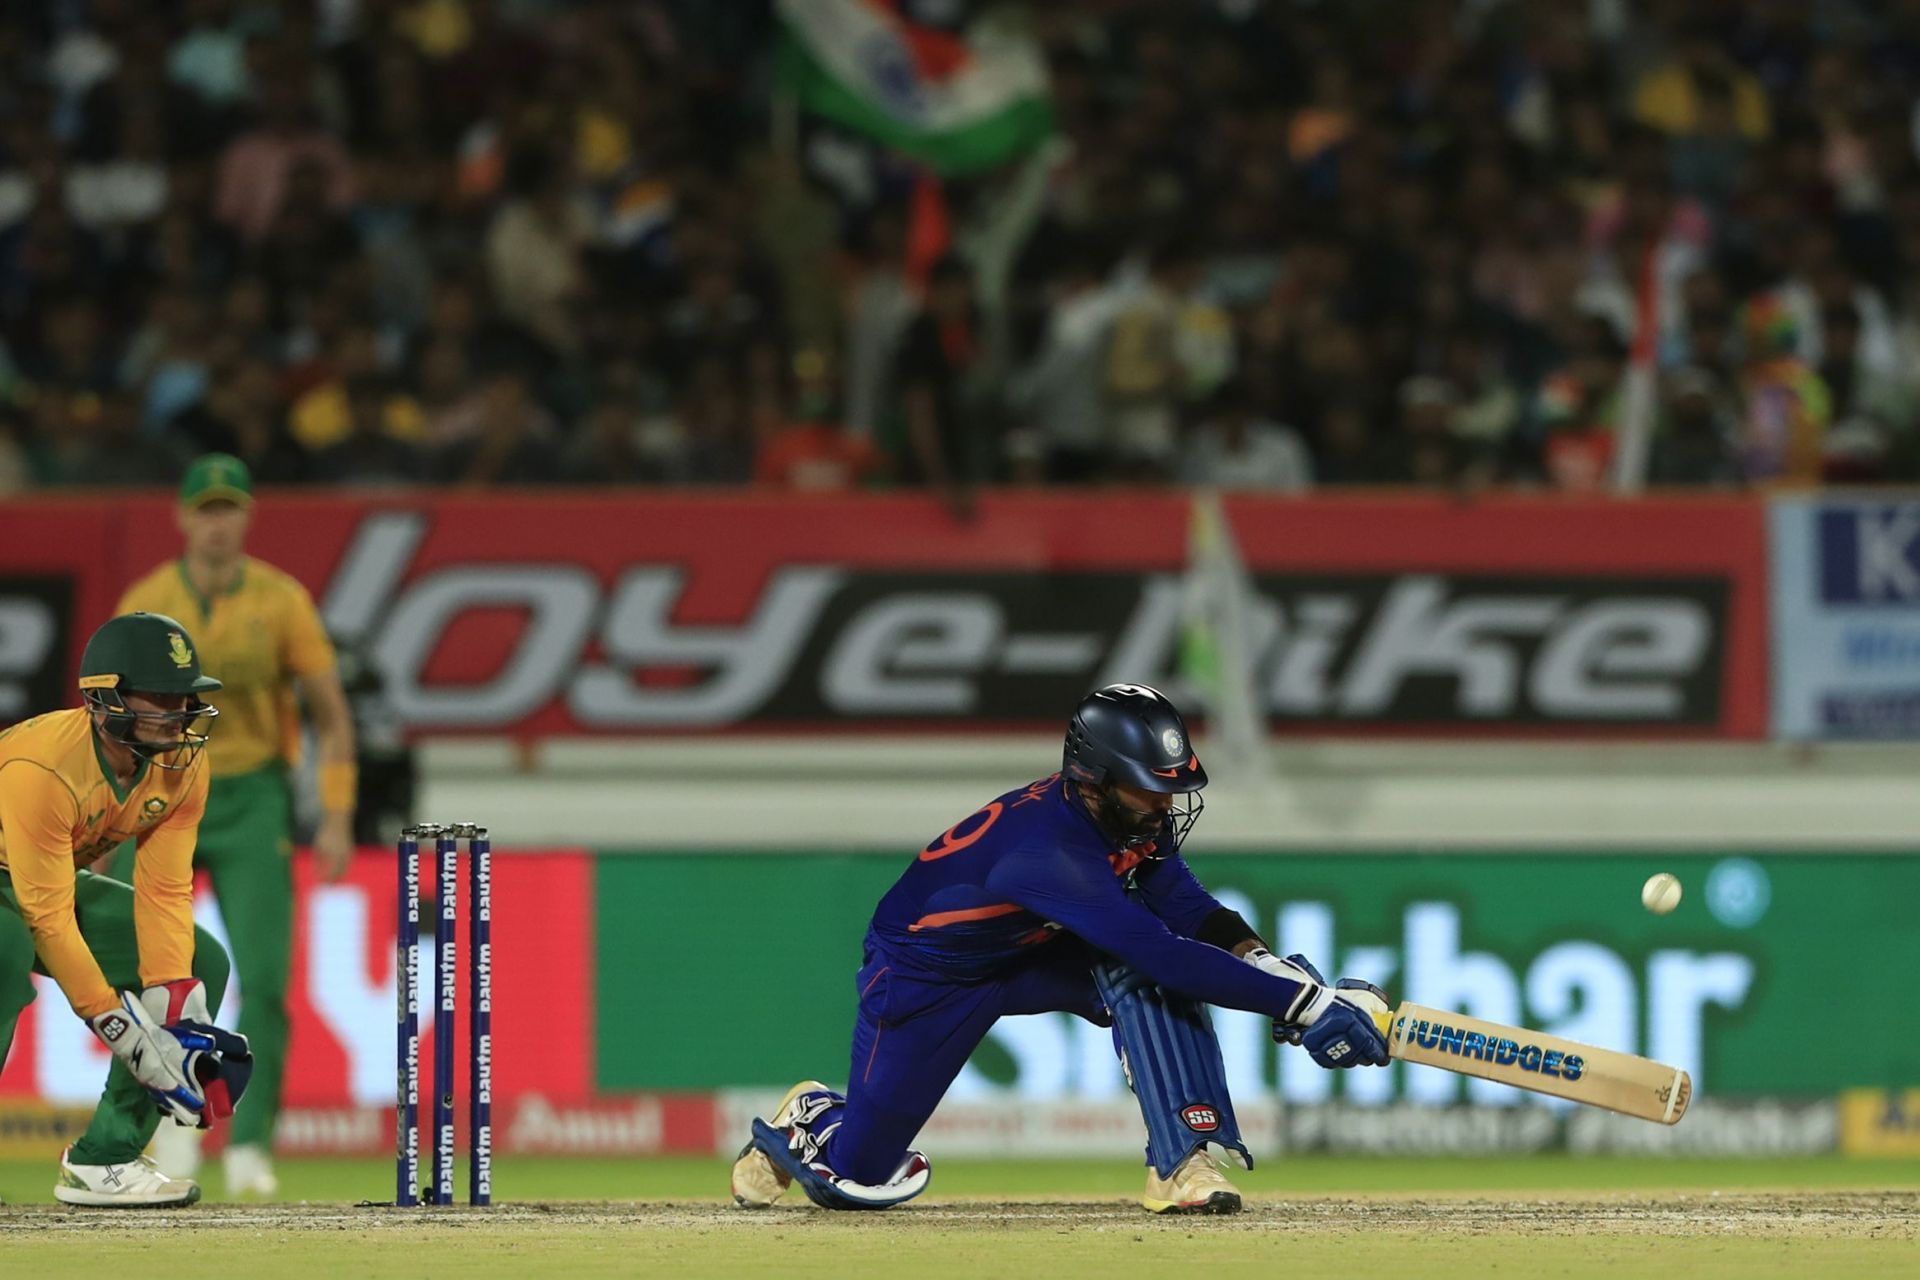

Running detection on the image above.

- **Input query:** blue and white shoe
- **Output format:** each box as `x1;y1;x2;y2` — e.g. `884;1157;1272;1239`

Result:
730;1080;833;1208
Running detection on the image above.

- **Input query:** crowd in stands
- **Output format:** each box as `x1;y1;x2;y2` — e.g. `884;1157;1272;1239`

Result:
3;0;1919;502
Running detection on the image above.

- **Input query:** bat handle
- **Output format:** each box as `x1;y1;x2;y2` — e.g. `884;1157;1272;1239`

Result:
1374;997;1405;1051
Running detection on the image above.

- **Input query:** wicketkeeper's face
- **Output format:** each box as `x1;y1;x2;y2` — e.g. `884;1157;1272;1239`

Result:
121;690;207;746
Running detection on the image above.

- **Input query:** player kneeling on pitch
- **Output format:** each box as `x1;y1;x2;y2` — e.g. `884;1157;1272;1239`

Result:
732;683;1388;1215
0;613;253;1206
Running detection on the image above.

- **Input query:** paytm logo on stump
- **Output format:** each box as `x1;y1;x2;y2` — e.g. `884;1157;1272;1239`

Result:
1820;504;1920;604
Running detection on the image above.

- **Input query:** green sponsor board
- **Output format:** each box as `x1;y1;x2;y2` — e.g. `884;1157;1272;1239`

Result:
597;852;1920;1100
597;854;906;1090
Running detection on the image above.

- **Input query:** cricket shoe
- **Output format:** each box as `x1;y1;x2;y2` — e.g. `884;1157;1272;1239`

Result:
54;1146;202;1207
1141;1146;1243;1215
223;1143;279;1198
730;1079;834;1208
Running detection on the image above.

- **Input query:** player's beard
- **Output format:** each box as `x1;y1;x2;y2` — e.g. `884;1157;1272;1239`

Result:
1087;785;1170;852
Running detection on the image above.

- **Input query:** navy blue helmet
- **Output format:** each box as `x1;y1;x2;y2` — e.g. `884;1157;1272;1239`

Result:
1062;683;1206;854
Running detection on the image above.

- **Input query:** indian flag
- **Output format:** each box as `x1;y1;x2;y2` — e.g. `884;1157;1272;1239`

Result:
776;0;1052;175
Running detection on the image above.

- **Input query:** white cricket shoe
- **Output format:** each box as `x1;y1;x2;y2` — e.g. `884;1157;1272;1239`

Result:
54;1146;201;1207
223;1143;279;1198
148;1120;204;1179
1141;1146;1243;1215
730;1079;828;1208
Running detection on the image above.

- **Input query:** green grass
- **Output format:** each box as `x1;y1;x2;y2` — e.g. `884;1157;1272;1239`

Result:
4;1153;1920;1204
3;1156;1917;1279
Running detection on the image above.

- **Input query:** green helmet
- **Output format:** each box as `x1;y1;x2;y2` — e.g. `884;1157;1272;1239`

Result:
80;613;222;768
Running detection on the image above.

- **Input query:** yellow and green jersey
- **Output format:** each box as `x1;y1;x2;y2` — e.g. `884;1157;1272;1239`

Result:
117;557;337;777
0;708;207;1016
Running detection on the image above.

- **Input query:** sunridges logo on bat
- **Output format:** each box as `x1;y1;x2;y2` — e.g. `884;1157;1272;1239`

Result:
1179;1103;1220;1132
1394;1016;1587;1082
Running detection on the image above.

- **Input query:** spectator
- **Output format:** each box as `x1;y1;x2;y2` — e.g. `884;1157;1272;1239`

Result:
253;155;361;310
1650;367;1740;486
1439;330;1524;467
893;255;991;510
309;377;426;486
1632;18;1772;143
560;401;661;485
755;350;883;492
431;367;559;485
842;208;916;441
483;148;589;358
1735;293;1831;484
172;357;306;481
413;333;473;443
1533;371;1618;493
65;109;169;231
1009;248;1116;483
23;295;116;394
675;360;755;485
1179;383;1312;492
289;325;416;450
3;2;1920;498
167;0;250;107
213;64;354;244
1314;399;1391;486
1102;244;1218;477
1397;376;1479;489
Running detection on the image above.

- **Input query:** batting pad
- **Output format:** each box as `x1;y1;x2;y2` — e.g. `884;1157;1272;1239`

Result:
1095;961;1252;1178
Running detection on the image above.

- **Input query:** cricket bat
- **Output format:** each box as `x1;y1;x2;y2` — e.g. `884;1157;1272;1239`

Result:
1370;1003;1692;1125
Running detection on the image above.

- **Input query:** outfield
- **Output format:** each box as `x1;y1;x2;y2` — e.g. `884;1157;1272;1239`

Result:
2;1156;1917;1278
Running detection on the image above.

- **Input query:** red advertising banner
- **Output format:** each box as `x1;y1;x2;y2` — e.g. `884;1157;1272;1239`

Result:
0;849;594;1113
0;491;1769;736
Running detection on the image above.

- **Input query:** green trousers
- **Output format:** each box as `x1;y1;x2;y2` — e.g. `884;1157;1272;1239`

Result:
101;765;293;1150
0;869;232;1164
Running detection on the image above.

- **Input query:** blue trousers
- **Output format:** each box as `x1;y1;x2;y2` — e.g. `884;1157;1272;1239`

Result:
826;942;1111;1185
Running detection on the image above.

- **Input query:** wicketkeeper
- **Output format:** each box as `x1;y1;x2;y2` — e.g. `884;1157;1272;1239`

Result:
0;613;252;1206
732;683;1390;1215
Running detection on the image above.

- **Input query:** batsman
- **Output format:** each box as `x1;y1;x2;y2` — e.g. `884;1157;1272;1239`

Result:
0;613;253;1206
732;683;1391;1215
112;452;357;1196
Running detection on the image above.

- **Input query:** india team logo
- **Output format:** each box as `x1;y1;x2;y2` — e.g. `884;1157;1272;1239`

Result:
1161;729;1183;757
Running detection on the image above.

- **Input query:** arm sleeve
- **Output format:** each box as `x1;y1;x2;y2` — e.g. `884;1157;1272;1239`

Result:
0;763;117;1018
282;581;338;679
1132;855;1229;939
987;845;1308;1020
132;759;206;988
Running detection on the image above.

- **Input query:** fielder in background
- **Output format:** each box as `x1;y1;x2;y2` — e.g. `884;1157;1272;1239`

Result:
732;683;1391;1216
111;453;356;1197
0;613;251;1206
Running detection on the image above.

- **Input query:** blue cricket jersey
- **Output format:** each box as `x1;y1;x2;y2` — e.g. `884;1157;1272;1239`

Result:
865;774;1310;1020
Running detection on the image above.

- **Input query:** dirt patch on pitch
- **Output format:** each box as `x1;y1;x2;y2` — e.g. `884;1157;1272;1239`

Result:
1;1193;1915;1240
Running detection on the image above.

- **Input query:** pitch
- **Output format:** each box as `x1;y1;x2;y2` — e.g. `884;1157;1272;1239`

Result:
3;1156;1917;1279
